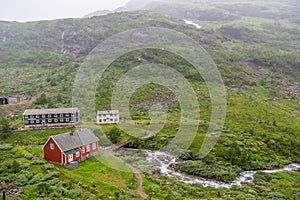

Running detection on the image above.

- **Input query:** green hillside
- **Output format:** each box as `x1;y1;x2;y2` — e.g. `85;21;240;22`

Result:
0;0;300;199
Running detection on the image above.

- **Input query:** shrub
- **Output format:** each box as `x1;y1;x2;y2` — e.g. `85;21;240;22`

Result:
36;182;52;195
0;143;13;150
267;192;286;199
235;194;256;200
12;160;21;173
44;163;55;170
178;160;242;183
28;173;44;184
24;153;34;160
32;158;46;165
44;172;60;180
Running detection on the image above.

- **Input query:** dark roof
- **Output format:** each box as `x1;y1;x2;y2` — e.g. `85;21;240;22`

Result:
24;108;79;115
51;129;99;153
65;148;80;155
78;128;100;145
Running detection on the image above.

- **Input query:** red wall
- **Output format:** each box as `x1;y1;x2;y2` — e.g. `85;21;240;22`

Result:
44;140;99;165
81;142;99;158
43;138;62;164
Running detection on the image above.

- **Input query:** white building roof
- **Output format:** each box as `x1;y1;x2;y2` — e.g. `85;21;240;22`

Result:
23;108;79;115
97;110;119;115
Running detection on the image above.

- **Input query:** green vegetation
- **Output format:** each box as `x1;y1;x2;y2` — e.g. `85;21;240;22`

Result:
0;131;142;199
178;160;242;183
1;0;300;199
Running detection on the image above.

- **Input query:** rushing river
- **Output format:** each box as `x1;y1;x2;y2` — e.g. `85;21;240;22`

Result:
121;149;300;189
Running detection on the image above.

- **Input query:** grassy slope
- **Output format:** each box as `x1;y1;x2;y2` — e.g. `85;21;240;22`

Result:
0;1;300;199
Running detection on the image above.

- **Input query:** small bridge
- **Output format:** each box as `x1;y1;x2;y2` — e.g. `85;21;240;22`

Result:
105;142;130;151
105;130;155;151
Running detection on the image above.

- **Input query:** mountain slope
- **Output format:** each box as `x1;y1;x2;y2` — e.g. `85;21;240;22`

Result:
0;4;300;199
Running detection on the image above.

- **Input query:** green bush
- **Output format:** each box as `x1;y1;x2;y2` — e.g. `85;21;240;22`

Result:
0;143;13;150
31;158;46;165
178;160;242;183
24;153;34;160
44;163;55;170
28;173;44;185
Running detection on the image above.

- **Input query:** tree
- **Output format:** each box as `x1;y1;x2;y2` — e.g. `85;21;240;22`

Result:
36;93;47;105
108;127;122;144
12;160;21;173
0;118;11;135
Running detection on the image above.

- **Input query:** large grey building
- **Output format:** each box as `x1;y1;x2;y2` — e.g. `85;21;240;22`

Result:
23;108;80;128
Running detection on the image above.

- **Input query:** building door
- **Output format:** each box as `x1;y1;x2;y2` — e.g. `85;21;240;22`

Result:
68;154;73;162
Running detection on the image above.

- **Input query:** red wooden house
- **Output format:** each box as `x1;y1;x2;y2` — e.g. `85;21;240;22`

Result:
43;129;99;165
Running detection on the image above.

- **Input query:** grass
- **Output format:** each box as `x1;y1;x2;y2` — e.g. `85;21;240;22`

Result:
2;128;72;145
58;156;137;197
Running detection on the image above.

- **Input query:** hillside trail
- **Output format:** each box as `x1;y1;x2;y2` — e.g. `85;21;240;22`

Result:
103;130;157;199
103;149;150;199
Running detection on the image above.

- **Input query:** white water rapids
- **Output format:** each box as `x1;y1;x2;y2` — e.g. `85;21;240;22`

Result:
138;150;300;189
183;19;202;29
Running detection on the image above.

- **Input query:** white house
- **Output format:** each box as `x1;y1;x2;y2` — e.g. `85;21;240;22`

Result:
97;110;119;124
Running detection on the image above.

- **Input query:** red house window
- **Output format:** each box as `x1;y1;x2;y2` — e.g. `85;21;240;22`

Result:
50;143;54;150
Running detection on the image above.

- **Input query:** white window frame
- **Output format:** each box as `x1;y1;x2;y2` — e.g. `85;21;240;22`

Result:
36;120;40;123
68;154;73;162
54;119;58;123
42;115;45;118
48;119;52;123
92;143;96;150
76;151;80;158
50;143;54;150
86;145;90;152
82;146;85;154
66;118;69;122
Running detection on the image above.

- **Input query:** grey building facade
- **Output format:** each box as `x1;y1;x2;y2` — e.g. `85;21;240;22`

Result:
23;108;80;128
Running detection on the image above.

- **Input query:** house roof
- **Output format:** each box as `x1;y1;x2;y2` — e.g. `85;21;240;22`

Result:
65;148;80;155
97;110;119;115
77;128;100;145
50;129;99;153
24;108;79;115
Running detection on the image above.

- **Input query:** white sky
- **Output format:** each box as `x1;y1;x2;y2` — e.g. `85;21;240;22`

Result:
0;0;130;22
